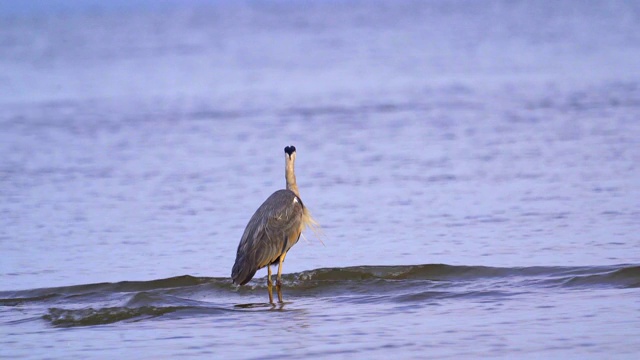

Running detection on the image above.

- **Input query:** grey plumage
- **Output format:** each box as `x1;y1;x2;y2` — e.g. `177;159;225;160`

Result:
231;189;304;285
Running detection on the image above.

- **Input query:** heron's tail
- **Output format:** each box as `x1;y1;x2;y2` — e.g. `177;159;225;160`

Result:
231;259;257;286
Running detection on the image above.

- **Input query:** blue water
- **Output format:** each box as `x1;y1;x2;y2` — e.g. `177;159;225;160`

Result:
1;0;640;358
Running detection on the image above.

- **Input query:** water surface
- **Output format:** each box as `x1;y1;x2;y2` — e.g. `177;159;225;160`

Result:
1;0;640;358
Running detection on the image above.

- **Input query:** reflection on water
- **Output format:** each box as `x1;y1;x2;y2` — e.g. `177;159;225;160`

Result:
1;0;640;358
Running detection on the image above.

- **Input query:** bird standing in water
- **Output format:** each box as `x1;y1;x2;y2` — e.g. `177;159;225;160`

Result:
231;145;319;303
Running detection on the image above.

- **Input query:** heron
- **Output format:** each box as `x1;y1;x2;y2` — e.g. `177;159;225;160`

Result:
231;145;319;303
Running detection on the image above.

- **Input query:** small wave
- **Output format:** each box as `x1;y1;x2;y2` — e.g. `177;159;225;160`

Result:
44;306;181;327
3;264;638;300
42;297;270;327
560;265;640;288
3;263;638;327
287;263;640;287
0;275;227;305
292;264;516;282
0;293;59;307
42;305;232;327
2;264;638;301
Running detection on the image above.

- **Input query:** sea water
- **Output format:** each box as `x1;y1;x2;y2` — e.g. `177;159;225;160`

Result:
1;1;639;358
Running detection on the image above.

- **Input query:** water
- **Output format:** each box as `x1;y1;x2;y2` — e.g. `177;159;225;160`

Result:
1;0;640;358
2;264;640;358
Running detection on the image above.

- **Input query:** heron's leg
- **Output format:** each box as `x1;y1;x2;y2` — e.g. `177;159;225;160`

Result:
276;252;288;303
276;283;283;303
267;266;274;304
276;252;288;288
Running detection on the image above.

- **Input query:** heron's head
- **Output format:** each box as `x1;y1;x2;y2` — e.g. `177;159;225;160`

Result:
284;145;296;161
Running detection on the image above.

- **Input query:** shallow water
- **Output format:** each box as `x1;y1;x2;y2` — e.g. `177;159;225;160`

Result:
2;0;640;358
2;264;640;359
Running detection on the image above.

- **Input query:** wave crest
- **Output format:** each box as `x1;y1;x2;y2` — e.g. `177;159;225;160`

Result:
2;263;638;327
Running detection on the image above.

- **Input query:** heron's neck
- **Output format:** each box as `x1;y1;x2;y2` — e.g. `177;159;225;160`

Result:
286;162;300;197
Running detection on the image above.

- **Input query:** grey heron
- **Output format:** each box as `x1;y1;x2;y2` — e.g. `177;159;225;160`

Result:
231;145;318;303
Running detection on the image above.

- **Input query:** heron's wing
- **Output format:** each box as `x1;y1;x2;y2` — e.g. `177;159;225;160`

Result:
232;190;303;284
249;190;304;267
